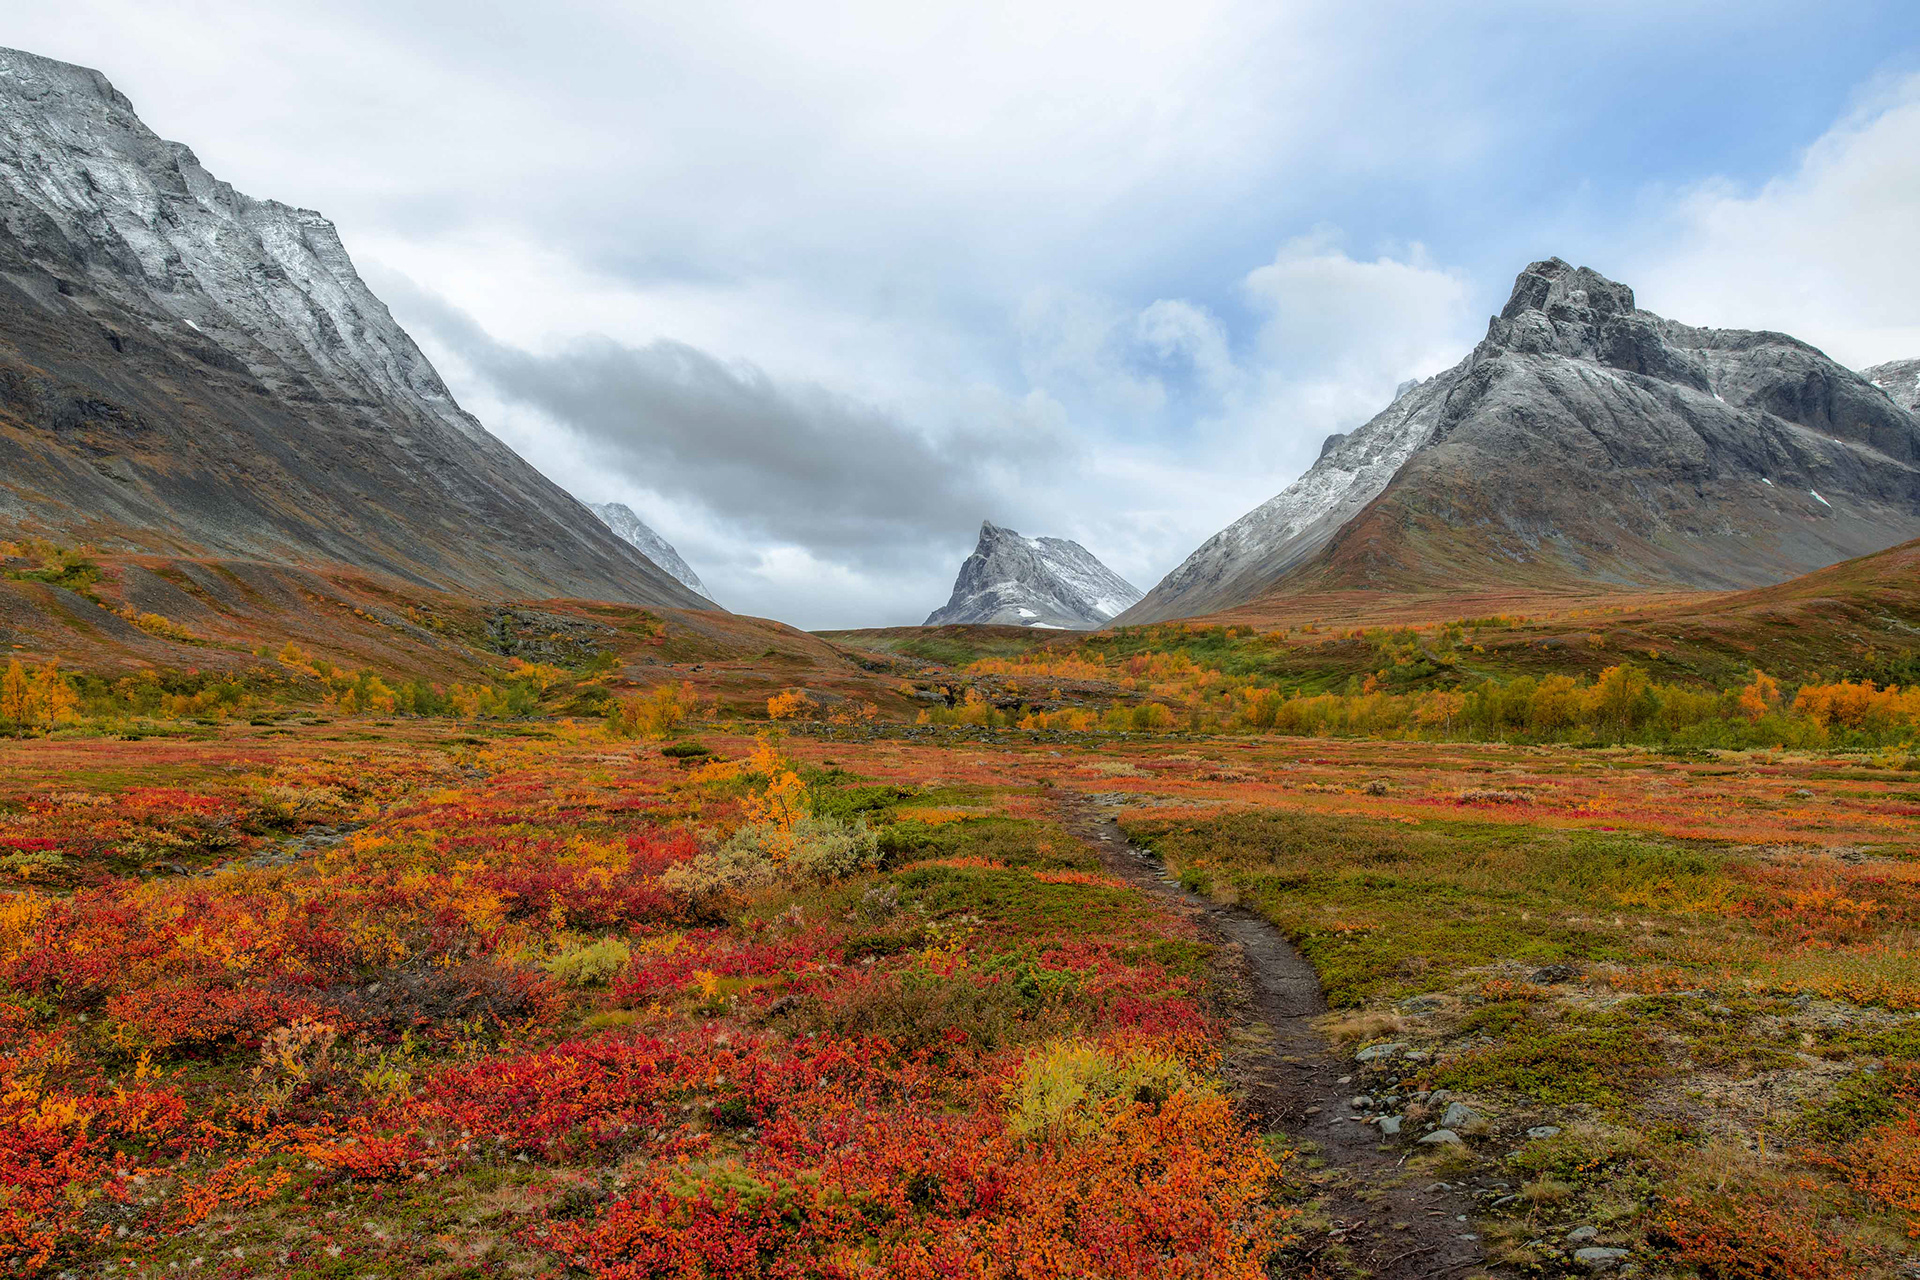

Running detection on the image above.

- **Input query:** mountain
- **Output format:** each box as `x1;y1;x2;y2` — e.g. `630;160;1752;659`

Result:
926;522;1141;629
587;502;712;601
1120;258;1920;624
1865;358;1920;413
0;48;709;610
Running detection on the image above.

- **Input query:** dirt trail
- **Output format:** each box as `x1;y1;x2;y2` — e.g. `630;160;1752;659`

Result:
1056;791;1505;1280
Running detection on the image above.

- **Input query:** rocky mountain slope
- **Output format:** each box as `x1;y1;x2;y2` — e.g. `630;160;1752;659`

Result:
1121;258;1920;623
587;502;711;601
0;48;708;610
926;522;1141;629
1865;358;1920;414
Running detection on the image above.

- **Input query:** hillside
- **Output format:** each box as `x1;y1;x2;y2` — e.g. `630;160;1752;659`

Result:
1866;357;1920;413
1122;259;1920;623
0;48;707;610
0;544;887;717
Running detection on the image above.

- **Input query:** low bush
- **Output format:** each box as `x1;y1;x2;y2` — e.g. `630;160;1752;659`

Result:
1006;1039;1209;1138
661;815;881;899
545;935;634;987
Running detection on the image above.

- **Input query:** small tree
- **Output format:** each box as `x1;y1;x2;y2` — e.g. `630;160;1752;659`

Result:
607;682;700;739
30;662;77;727
1737;669;1780;723
0;659;31;728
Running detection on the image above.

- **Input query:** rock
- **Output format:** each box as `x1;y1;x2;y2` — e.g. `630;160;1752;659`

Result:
587;503;712;600
1398;996;1443;1014
925;522;1141;629
1377;1115;1402;1136
1441;1102;1483;1129
1404;1049;1431;1061
1350;1095;1373;1110
1530;963;1579;984
0;49;711;612
1117;257;1920;624
1574;1246;1630;1269
1567;1225;1600;1243
1427;1089;1453;1106
1527;1125;1562;1140
1492;1194;1520;1208
1418;1128;1464;1146
1865;356;1920;413
1356;1042;1407;1063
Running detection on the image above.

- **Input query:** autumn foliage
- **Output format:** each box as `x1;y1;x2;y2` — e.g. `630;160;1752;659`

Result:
0;726;1290;1275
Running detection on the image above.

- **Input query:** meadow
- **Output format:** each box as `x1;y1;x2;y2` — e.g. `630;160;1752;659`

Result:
0;720;1290;1278
0;677;1915;1276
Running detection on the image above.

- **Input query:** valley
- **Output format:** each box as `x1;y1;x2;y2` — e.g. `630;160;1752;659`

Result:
0;32;1917;1280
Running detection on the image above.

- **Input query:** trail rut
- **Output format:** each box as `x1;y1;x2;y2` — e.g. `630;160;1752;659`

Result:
1056;791;1506;1280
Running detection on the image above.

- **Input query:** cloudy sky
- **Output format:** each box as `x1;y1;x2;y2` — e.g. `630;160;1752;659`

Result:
13;1;1920;626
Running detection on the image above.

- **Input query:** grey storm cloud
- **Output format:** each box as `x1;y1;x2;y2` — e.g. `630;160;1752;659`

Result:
390;277;1064;558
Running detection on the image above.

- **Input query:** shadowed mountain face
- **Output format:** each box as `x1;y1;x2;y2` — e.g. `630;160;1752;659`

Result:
0;48;709;610
927;522;1141;629
1121;258;1920;624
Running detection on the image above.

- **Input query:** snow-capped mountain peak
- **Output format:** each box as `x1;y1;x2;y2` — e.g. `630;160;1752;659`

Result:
587;503;712;602
926;522;1141;629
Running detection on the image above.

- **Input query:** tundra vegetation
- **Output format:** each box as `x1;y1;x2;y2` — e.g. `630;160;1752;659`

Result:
0;633;1914;1277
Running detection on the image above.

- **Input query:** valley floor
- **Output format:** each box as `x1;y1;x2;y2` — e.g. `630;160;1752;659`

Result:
1;718;1916;1278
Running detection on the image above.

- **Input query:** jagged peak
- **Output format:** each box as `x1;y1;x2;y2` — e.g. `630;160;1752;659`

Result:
1499;258;1637;322
927;521;1141;629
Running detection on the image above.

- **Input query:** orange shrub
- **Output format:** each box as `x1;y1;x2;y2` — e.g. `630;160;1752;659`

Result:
767;688;818;720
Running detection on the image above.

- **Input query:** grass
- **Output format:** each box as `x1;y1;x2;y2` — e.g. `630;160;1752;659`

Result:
1119;753;1920;1276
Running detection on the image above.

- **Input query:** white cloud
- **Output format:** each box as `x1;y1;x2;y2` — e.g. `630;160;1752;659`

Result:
1629;73;1920;369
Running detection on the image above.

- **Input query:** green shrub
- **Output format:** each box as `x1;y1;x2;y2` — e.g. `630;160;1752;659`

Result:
543;935;633;987
1006;1039;1210;1137
661;816;881;899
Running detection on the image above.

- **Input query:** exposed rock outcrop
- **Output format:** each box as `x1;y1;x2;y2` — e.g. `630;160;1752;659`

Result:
1865;358;1920;414
927;522;1140;629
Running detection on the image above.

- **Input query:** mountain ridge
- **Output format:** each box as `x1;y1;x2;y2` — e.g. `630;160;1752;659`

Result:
1866;357;1920;414
1119;258;1920;624
0;47;709;610
587;502;712;601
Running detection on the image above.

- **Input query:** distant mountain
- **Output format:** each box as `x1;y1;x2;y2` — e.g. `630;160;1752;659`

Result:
1120;258;1920;623
927;522;1141;629
587;502;712;601
1865;358;1920;414
0;48;709;610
